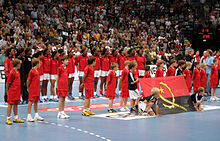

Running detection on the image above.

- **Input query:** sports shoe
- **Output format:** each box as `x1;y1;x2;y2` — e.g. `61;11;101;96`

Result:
63;113;70;119
27;116;35;122
210;97;216;101
130;108;138;114
13;118;24;123
124;107;130;111
49;98;54;102
142;111;149;116
68;95;75;100
214;96;220;100
6;119;12;125
82;111;90;116
108;109;117;113
43;98;48;103
57;113;66;119
87;110;95;115
34;115;44;121
39;99;43;103
120;107;126;112
53;98;59;102
21;100;28;104
95;94;100;98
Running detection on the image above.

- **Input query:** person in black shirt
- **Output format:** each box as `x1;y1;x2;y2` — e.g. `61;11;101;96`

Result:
138;88;161;116
128;61;141;114
175;60;186;76
191;87;204;111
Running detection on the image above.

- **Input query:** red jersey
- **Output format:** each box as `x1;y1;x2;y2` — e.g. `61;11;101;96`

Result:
100;55;110;71
93;55;101;70
37;59;43;75
120;68;129;97
216;55;220;70
210;65;218;88
126;56;136;61
28;68;40;97
135;55;146;70
50;59;58;75
7;68;21;101
67;57;75;74
57;65;68;94
4;57;14;78
84;65;94;89
75;55;88;71
155;68;164;77
183;68;191;92
166;66;176;77
192;68;201;91
109;55;118;64
43;56;51;73
194;55;200;63
106;70;117;99
118;55;126;70
144;71;151;78
200;69;207;91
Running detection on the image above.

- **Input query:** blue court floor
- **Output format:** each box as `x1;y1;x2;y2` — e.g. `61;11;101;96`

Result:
0;82;220;141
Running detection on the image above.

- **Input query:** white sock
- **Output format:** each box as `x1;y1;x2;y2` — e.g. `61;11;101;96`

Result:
7;116;10;120
61;111;65;114
35;113;39;117
83;109;87;112
14;115;18;119
94;92;97;95
79;92;82;96
87;108;90;111
28;114;32;118
54;95;57;99
50;96;54;99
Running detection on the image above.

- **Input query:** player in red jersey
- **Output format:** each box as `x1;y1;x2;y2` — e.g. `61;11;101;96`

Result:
75;49;88;99
118;49;127;76
184;62;192;93
57;56;70;119
50;51;59;102
200;63;207;92
42;48;51;102
67;50;75;100
210;58;219;101
155;60;165;77
215;51;220;86
27;58;44;122
194;50;200;63
6;59;24;125
119;60;130;112
4;47;15;103
192;62;201;94
135;49;146;78
81;56;96;116
144;65;151;78
100;48;110;96
106;63;118;113
166;59;177;76
91;47;101;97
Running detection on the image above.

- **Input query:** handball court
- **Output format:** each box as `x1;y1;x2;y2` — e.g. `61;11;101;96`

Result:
0;82;220;141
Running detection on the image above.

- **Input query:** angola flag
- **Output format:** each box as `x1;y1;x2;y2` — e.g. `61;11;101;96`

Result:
139;76;195;115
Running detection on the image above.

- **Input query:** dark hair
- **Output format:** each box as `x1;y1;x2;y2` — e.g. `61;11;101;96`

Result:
145;65;150;71
61;56;68;63
127;48;134;55
102;48;107;55
43;48;49;56
170;59;177;65
80;48;86;54
5;47;12;57
194;62;200;66
207;49;213;56
25;48;31;55
16;48;25;57
110;63;118;70
33;51;43;58
88;56;96;65
119;49;124;55
51;51;58;59
111;49;116;55
58;49;64;54
178;60;186;67
91;47;97;56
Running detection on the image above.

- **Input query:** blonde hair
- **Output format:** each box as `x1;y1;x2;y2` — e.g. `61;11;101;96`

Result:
200;63;206;68
198;87;204;93
110;63;118;70
186;62;192;67
124;60;130;66
151;88;160;95
156;60;165;67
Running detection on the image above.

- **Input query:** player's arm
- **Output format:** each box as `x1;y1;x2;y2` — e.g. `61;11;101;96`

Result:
80;73;87;88
195;102;199;111
27;79;30;92
119;76;123;91
155;105;160;116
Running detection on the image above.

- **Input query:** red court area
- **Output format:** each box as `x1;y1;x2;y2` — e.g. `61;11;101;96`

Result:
39;102;131;112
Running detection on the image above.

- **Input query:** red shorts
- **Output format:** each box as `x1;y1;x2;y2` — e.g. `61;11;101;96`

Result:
57;90;68;97
106;95;115;99
7;100;20;105
85;89;94;99
29;96;40;101
120;89;129;98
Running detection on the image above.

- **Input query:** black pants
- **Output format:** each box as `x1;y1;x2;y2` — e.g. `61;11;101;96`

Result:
21;77;29;101
4;77;7;103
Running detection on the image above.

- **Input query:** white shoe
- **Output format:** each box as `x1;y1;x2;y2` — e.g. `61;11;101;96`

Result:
34;115;44;121
27;116;35;122
214;96;220;100
58;114;66;119
124;107;130;111
63;113;70;118
210;97;216;101
120;107;126;112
